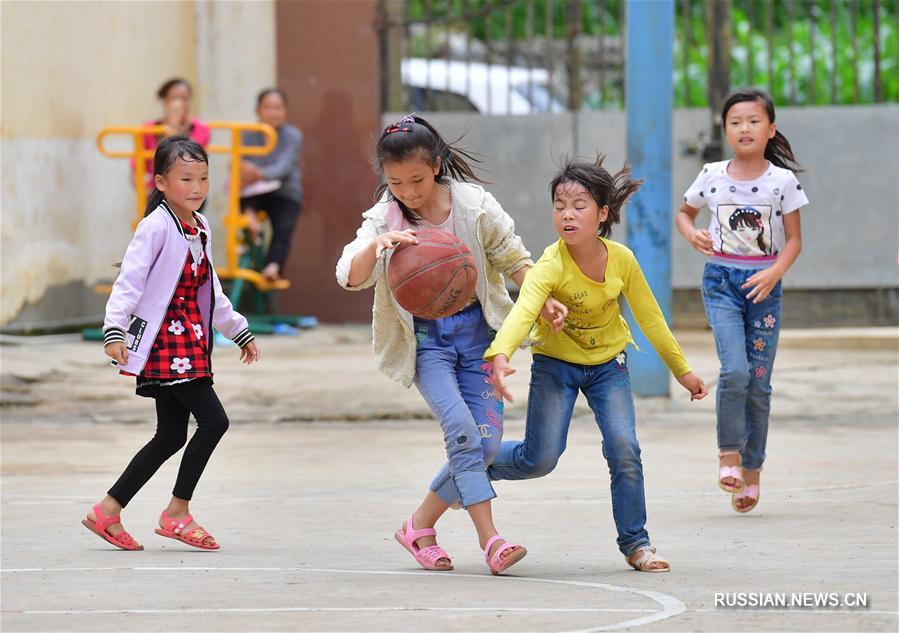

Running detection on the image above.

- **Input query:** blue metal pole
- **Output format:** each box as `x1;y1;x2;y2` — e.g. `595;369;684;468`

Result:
625;0;675;396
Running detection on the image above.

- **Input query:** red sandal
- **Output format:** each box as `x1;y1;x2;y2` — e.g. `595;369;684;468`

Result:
82;504;143;551
155;510;220;550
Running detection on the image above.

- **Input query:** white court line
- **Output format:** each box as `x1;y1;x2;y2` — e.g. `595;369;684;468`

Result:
3;565;685;633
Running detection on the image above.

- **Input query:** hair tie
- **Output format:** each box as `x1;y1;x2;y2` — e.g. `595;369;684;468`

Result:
384;113;417;135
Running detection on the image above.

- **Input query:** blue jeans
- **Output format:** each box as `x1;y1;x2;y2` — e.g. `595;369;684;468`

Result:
415;303;504;508
489;352;650;556
701;262;782;471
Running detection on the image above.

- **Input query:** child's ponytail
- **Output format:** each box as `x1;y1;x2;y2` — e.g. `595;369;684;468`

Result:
721;88;803;173
549;155;643;238
143;188;166;218
763;129;802;173
374;114;486;224
410;116;483;184
605;159;643;232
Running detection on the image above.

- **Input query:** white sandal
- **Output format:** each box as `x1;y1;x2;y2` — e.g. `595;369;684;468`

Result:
627;546;670;573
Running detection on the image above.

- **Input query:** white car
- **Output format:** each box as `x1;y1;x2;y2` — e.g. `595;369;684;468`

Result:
402;58;566;115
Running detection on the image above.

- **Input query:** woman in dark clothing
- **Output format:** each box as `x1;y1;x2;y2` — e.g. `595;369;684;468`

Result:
240;88;303;282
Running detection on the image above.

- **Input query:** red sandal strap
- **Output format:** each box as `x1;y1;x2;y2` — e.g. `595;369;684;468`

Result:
184;526;215;545
161;510;195;534
91;504;122;531
160;510;216;545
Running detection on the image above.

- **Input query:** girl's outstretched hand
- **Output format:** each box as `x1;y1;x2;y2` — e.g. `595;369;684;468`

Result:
742;267;782;304
676;371;708;401
240;340;261;364
373;230;418;258
540;297;568;333
104;342;128;365
490;354;516;403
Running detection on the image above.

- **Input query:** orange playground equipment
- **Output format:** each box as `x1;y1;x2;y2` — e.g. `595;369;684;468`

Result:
88;121;312;339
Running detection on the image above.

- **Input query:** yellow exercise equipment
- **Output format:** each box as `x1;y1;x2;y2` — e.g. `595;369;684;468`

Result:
96;121;288;292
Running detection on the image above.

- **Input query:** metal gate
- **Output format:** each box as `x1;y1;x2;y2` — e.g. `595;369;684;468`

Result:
377;0;896;115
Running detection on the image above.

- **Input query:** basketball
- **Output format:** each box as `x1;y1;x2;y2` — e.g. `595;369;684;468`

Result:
387;228;478;319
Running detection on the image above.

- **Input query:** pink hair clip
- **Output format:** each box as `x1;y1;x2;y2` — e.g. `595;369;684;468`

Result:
384;113;417;135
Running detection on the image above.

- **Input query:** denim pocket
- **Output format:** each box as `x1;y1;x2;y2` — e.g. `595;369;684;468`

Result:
700;269;728;296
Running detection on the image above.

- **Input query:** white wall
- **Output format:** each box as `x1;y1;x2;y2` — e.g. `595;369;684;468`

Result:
0;0;277;326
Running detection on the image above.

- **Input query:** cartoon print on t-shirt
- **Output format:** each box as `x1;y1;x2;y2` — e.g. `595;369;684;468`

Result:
717;204;772;256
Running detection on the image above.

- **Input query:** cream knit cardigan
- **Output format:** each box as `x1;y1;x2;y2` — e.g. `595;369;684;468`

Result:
335;179;533;387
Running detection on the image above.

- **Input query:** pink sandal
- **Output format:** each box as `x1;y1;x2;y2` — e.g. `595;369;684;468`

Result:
82;504;143;551
394;515;453;571
732;484;760;513
484;535;527;575
155;510;220;550
718;452;745;493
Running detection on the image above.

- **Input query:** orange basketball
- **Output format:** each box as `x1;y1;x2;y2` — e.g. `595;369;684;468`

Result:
387;228;478;319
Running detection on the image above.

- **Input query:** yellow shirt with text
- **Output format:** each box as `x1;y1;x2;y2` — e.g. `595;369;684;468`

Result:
484;237;691;376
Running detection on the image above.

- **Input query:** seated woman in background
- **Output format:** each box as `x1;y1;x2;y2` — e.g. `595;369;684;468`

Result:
239;88;303;282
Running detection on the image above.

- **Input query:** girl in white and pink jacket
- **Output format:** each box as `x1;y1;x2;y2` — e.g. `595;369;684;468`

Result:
82;136;260;552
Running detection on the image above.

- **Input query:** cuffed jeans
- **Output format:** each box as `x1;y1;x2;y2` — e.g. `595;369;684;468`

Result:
415;303;503;508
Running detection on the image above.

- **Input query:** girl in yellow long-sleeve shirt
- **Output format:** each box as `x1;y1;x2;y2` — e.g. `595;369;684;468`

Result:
486;157;708;572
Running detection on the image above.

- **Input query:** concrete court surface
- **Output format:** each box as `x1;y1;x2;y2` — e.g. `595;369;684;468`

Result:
1;326;897;632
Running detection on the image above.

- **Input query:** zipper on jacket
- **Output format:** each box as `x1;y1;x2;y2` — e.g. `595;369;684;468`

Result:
136;248;190;374
206;271;216;371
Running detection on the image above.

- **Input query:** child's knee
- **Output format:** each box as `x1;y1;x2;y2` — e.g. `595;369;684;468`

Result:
445;430;482;459
481;435;502;466
527;455;560;478
206;413;230;439
719;366;750;394
154;430;188;456
747;374;773;395
603;433;642;466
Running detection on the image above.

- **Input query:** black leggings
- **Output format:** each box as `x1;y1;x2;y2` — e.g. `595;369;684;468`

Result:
108;380;229;507
241;192;301;269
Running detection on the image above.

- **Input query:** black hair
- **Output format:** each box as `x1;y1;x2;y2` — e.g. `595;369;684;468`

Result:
157;78;192;100
374;114;486;224
728;206;766;252
143;135;209;217
257;87;288;108
549;156;643;238
721;88;803;173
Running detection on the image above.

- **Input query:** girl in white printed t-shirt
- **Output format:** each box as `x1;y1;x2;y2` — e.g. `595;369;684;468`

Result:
675;88;809;514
